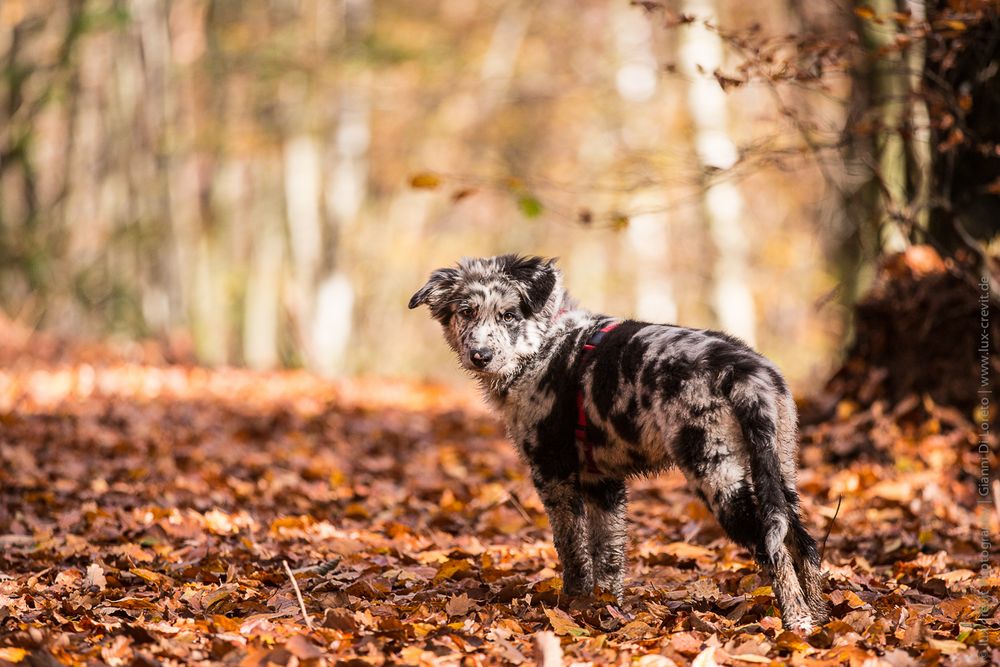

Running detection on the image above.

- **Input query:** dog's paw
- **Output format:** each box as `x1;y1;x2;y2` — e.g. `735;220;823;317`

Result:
560;578;594;598
784;617;815;634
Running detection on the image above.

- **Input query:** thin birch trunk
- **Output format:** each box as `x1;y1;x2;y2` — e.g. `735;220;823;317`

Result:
679;0;756;345
478;1;532;114
905;0;932;236
858;0;909;252
613;2;677;323
244;163;284;370
131;0;180;332
284;131;324;365
162;0;226;363
309;0;372;376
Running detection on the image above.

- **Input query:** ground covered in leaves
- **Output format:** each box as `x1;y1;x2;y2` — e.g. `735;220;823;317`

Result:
0;324;998;666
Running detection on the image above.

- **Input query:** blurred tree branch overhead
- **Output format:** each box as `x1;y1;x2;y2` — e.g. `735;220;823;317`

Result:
1;0;997;389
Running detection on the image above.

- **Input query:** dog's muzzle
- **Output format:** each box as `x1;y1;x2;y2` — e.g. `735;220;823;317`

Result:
470;347;493;369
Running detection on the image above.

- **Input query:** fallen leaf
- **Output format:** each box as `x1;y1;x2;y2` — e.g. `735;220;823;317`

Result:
670;632;703;655
926;638;971;654
829;589;866;609
544;607;589;637
662;542;716;562
730;654;771;664
85;563;107;590
0;648;27;663
433;558;473;583
285;635;322;660
446;592;476;617
692;645;720;667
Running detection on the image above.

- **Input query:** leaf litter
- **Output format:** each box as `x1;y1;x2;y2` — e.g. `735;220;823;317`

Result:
0;323;997;665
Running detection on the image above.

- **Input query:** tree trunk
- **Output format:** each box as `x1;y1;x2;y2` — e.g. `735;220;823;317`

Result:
858;0;910;252
679;0;756;345
613;1;677;323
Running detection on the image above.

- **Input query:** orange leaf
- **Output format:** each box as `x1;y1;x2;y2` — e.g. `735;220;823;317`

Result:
662;541;715;562
0;648;27;663
433;558;472;583
409;172;442;189
829;589;866;608
129;567;167;585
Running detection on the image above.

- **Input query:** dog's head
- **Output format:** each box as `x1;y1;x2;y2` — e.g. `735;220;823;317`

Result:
409;254;564;377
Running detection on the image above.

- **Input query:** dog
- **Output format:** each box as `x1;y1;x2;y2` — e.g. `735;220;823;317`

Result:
409;254;827;631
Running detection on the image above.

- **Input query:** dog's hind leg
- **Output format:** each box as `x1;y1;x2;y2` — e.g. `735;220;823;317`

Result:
582;477;628;603
673;421;814;632
775;393;828;624
729;388;814;632
764;542;814;632
706;476;814;632
786;505;828;624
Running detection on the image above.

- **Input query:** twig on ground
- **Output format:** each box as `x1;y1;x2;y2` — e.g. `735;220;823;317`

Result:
292;558;340;576
506;491;533;524
283;559;315;630
820;496;843;562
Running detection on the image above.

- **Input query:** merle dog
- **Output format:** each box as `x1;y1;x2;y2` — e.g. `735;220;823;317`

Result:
409;254;827;631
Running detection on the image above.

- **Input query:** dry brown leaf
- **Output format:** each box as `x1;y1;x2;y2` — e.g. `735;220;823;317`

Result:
445;592;476;617
544;607;589;637
285;635;322;660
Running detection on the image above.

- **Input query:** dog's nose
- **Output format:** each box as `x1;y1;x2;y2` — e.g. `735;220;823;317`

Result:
471;348;493;368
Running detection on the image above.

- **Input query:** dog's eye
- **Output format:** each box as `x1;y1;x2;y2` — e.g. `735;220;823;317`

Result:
502;311;517;323
458;307;474;319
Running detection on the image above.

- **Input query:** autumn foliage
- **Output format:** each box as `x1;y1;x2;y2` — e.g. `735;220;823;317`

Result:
0;311;997;666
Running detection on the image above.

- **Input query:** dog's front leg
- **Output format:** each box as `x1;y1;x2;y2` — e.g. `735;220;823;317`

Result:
534;475;594;597
583;478;628;603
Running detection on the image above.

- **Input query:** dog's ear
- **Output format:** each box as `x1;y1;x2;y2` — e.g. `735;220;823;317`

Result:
409;267;460;310
503;255;559;316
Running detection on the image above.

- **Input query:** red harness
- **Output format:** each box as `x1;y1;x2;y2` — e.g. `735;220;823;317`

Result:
575;321;620;474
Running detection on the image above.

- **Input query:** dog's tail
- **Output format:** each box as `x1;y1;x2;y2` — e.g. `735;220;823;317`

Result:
728;374;790;563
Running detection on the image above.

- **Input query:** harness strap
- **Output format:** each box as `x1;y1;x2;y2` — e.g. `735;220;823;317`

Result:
576;321;620;474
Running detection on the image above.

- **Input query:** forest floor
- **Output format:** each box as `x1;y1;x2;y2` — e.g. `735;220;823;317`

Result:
0;324;997;666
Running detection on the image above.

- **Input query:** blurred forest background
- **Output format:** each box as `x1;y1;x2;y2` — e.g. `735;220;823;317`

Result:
2;4;999;663
1;0;997;392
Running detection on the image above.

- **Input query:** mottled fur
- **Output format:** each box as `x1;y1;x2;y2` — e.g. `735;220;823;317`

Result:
409;255;828;631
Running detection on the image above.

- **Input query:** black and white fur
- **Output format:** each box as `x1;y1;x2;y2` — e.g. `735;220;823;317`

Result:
409;255;827;631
